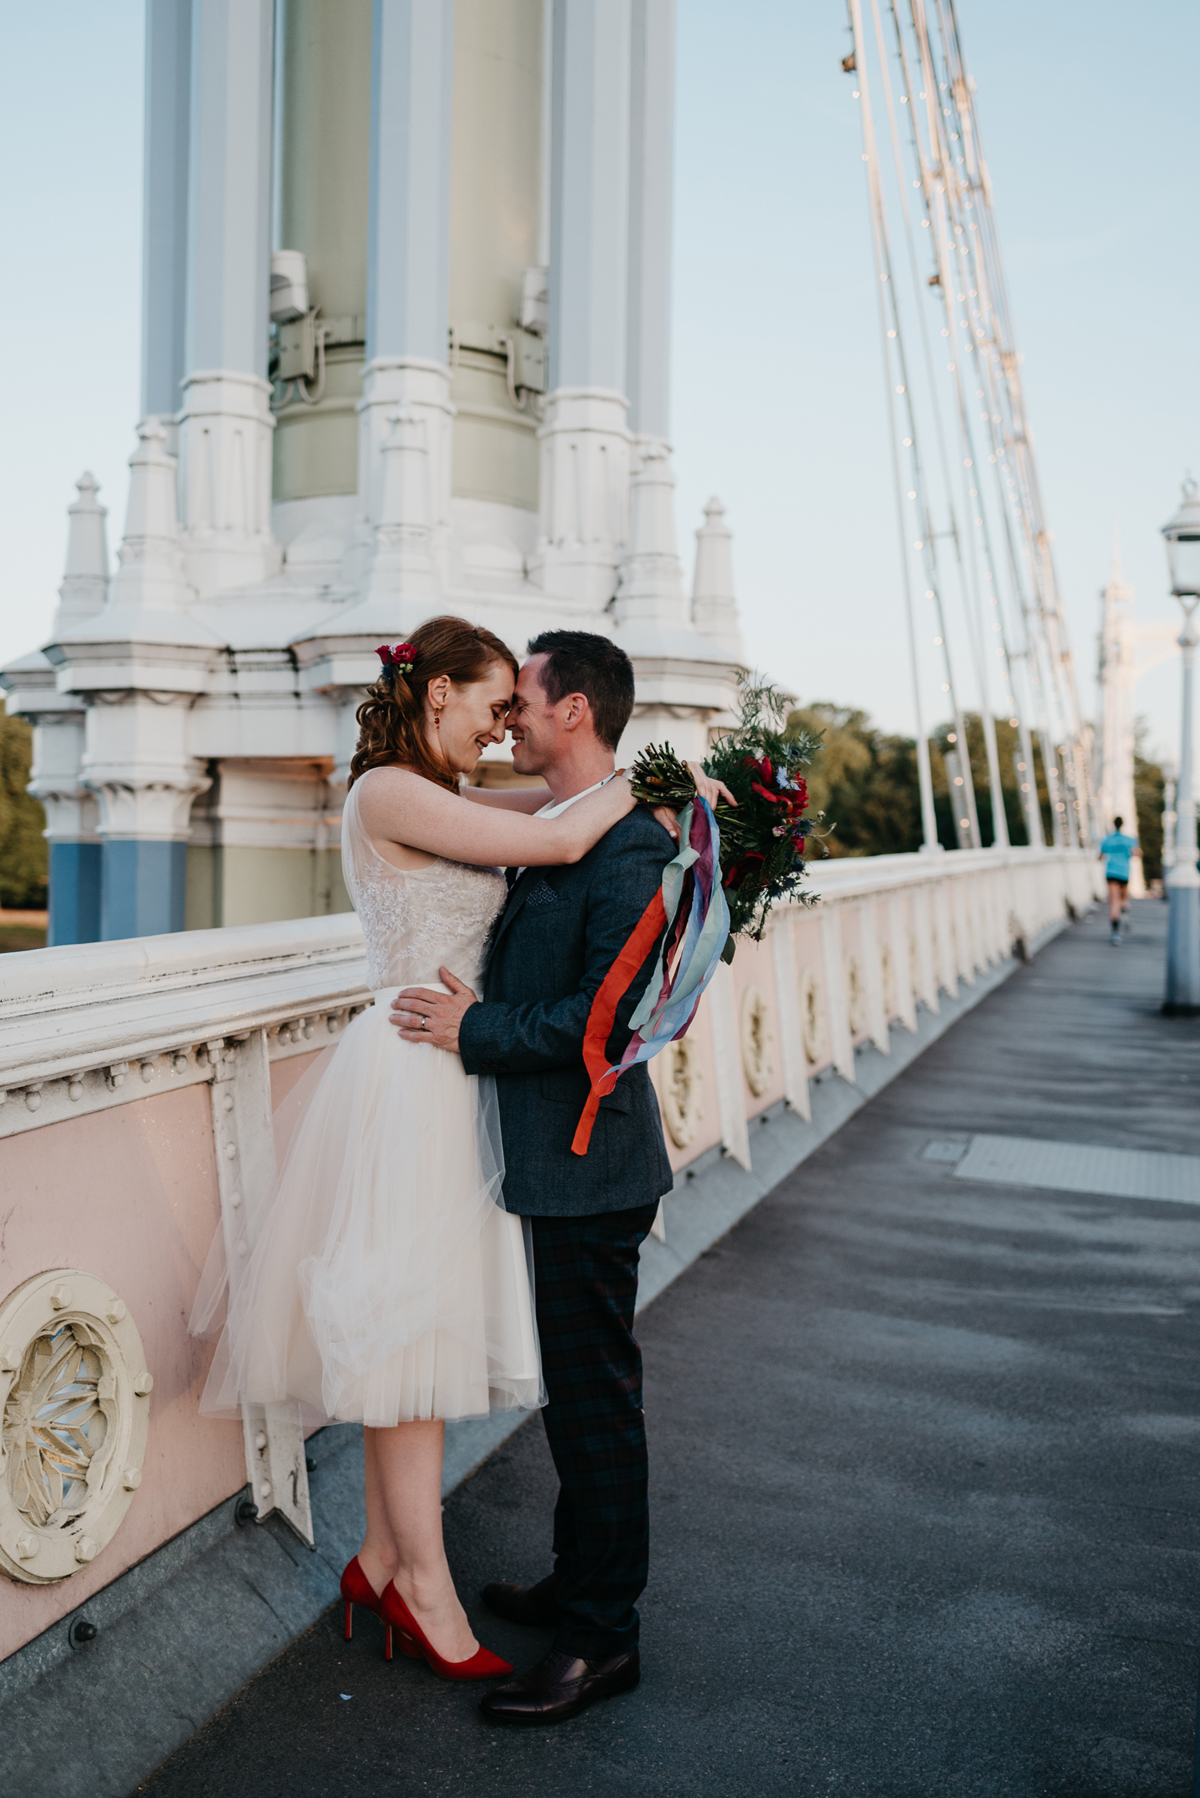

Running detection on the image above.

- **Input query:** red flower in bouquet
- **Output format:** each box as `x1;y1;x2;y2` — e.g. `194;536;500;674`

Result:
722;851;765;890
628;676;823;948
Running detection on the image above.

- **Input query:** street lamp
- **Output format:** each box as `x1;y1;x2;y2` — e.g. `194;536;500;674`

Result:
1160;757;1176;889
1160;478;1200;1013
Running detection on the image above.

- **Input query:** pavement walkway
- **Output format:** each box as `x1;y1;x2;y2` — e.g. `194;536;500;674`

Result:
141;899;1200;1798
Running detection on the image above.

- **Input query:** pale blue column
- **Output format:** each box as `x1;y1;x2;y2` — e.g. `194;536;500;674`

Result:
365;0;454;364
100;842;188;941
48;843;103;947
549;0;632;392
350;0;455;593
185;0;274;380
142;0;193;420
179;0;277;592
625;0;674;439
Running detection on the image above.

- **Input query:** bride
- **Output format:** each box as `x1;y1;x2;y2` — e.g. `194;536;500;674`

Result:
193;614;669;1681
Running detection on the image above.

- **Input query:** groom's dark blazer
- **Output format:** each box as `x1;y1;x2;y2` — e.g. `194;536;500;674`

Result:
458;809;675;1218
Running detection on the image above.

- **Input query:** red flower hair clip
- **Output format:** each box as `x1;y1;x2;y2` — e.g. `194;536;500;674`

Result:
376;642;417;674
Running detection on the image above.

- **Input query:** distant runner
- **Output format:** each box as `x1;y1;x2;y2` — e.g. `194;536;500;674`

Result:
1098;816;1140;944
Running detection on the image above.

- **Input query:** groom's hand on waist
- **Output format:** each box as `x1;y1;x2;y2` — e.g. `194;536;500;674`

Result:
392;969;477;1052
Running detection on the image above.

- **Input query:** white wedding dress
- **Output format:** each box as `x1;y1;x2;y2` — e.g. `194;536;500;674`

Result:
193;772;543;1426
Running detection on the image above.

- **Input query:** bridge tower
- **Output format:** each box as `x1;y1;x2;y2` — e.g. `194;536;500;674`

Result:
3;0;743;944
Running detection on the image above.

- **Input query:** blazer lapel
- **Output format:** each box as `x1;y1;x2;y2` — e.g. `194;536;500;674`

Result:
489;867;534;958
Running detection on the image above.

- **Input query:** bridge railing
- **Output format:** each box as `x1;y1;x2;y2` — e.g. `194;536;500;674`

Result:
0;843;1097;1658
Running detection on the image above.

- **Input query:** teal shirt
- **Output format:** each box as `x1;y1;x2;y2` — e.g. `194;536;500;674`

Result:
1099;831;1137;881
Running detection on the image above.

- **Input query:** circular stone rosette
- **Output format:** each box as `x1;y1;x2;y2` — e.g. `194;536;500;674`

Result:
0;1269;152;1585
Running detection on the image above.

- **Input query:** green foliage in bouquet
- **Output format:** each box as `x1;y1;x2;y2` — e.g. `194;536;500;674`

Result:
630;677;825;949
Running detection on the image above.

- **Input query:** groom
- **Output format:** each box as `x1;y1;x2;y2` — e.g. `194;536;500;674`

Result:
391;630;675;1725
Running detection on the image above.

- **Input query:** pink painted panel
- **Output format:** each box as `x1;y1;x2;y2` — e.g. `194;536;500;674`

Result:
730;934;785;1116
647;990;723;1173
793;911;832;1074
0;1086;244;1660
270;1048;323;1108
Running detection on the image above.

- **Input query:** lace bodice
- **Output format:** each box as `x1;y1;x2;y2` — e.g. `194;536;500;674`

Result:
342;778;508;991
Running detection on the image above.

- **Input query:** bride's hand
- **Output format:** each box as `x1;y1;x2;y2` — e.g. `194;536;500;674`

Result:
651;764;738;840
687;762;737;811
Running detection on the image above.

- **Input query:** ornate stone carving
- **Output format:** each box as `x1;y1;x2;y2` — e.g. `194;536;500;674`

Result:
0;1269;150;1584
739;986;773;1098
660;1038;703;1148
800;968;824;1065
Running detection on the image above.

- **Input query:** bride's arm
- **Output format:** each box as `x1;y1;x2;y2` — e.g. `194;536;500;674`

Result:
356;766;635;868
461;785;552;814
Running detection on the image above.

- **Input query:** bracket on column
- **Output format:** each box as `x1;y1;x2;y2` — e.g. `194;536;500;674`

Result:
207;1030;313;1547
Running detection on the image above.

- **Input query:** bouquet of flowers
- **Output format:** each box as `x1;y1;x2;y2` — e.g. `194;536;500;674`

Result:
571;678;822;1156
630;676;823;954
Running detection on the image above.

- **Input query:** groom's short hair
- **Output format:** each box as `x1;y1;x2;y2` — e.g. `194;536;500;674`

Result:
526;631;635;751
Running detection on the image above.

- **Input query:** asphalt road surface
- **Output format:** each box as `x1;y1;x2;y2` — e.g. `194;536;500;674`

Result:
142;899;1200;1797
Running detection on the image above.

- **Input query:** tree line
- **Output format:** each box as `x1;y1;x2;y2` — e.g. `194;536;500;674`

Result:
0;704;46;909
0;699;1171;920
787;703;1167;881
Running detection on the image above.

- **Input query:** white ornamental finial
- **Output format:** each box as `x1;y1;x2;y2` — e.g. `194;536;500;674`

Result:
612;438;687;629
108;419;192;614
691;497;744;663
54;471;110;632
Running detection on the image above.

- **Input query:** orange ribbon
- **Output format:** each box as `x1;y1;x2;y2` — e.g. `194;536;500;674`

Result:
570;888;668;1156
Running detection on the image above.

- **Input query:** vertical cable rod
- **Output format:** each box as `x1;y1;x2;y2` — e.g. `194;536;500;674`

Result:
871;0;1009;845
933;0;1093;843
848;0;940;851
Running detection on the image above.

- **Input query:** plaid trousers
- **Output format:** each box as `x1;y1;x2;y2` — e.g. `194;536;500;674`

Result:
530;1202;660;1657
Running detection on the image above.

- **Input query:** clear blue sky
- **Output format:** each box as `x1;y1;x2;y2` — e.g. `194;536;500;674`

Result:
2;1;1197;757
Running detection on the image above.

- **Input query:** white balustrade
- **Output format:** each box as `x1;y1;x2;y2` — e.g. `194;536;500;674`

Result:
0;843;1097;1619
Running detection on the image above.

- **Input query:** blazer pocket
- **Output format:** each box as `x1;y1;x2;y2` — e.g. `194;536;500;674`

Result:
523;877;561;910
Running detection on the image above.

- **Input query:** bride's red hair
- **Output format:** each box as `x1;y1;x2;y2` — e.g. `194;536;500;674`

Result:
347;615;519;792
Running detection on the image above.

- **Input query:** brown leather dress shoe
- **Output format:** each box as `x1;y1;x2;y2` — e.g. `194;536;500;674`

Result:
479;1646;640;1726
481;1575;559;1627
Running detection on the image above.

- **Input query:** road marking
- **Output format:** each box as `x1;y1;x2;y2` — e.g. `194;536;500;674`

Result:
947;1133;1200;1205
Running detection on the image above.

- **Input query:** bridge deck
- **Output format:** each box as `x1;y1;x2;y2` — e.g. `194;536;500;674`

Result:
144;899;1200;1798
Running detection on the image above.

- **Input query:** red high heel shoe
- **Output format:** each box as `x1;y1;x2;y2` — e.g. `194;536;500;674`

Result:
340;1557;420;1661
380;1581;512;1681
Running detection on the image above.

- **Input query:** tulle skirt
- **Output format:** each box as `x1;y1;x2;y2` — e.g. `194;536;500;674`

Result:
191;990;543;1427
